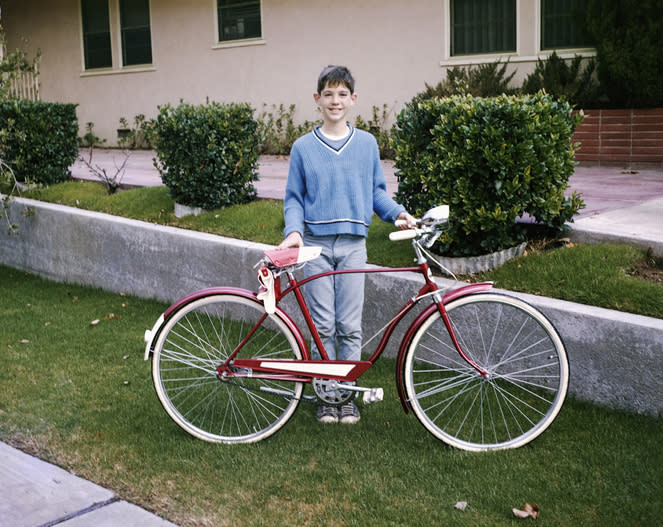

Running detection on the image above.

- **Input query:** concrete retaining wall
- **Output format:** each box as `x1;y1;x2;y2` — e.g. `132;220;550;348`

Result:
2;197;662;417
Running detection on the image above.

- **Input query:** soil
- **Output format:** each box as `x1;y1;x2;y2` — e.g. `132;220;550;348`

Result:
625;254;663;284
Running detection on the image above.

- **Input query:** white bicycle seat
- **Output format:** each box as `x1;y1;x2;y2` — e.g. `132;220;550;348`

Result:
264;246;322;268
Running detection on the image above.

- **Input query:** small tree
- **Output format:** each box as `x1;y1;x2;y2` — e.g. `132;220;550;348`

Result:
585;0;663;108
416;61;517;100
522;52;602;109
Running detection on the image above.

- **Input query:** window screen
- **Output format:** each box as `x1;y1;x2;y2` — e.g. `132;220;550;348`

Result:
218;0;261;42
81;0;112;69
451;0;516;56
541;0;592;50
120;0;153;66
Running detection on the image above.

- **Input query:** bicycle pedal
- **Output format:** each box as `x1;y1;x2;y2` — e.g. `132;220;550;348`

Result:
362;388;384;404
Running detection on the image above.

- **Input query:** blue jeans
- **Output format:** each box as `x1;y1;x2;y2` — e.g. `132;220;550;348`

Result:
303;232;367;361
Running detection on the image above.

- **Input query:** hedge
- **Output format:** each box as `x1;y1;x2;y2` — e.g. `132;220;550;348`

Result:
153;101;260;210
0;101;79;185
393;93;585;256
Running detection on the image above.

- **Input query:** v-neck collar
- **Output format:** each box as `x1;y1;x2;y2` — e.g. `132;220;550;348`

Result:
313;125;355;155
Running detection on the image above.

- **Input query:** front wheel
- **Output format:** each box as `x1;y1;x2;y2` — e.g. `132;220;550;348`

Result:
403;293;568;451
151;293;304;443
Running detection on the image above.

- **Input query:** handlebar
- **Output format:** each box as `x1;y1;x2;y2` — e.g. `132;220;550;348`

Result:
389;227;420;241
390;205;449;244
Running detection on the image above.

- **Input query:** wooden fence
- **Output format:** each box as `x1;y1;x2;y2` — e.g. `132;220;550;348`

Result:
5;66;40;101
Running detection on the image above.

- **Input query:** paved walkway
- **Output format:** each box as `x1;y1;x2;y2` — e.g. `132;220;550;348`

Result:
2;150;662;527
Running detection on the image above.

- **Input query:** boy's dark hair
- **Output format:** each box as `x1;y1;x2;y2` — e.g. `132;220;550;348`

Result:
317;65;355;94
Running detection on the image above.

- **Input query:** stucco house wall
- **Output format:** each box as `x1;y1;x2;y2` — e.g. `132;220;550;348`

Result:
2;1;594;145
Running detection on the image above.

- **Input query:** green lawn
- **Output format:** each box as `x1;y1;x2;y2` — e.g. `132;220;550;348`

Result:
1;266;662;526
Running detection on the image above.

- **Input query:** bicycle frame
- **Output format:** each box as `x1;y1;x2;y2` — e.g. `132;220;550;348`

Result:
147;206;568;449
208;258;493;411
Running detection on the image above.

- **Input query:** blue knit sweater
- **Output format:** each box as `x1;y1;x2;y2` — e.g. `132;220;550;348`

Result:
283;125;405;238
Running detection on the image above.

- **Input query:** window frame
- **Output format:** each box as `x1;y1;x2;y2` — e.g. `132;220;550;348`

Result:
79;0;156;76
213;0;265;49
119;0;154;67
449;0;517;58
441;0;595;67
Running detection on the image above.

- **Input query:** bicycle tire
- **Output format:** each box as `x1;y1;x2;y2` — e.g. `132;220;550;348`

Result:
403;293;568;451
151;293;304;443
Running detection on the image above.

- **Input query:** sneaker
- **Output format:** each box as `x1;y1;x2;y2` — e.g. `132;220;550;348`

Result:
339;401;361;424
316;405;339;424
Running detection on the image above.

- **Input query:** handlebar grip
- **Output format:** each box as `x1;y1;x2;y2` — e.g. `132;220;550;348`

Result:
389;229;418;241
395;219;408;228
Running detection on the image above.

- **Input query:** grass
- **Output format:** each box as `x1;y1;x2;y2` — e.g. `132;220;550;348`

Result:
1;266;662;526
18;180;663;319
474;243;663;319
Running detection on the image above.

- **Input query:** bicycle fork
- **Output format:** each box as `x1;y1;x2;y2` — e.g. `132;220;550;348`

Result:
395;282;493;413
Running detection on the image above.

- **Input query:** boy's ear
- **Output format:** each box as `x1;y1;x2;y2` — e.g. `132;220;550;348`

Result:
313;92;321;104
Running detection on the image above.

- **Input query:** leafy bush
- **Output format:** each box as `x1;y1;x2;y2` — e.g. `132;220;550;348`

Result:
522;52;602;108
354;104;396;160
393;93;584;256
118;114;156;149
257;104;320;156
417;61;516;100
0;101;79;185
153;100;260;209
79;122;106;148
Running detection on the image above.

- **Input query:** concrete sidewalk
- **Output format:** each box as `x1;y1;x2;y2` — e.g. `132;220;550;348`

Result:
70;149;663;255
0;442;176;526
2;151;661;527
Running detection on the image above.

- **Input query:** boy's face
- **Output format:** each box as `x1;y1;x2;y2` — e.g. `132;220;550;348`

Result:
313;82;357;126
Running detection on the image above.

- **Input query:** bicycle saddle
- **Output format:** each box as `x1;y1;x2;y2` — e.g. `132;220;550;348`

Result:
264;246;322;268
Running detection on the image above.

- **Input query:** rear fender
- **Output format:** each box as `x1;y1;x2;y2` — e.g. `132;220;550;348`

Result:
143;287;308;361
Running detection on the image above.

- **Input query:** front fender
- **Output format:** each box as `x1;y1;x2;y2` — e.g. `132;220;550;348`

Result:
143;287;309;361
395;282;493;412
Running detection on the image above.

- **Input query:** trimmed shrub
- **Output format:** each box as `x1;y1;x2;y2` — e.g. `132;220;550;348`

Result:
0;101;79;185
393;93;584;256
154;101;260;210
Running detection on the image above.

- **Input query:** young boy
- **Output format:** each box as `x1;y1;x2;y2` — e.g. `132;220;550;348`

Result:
277;65;415;424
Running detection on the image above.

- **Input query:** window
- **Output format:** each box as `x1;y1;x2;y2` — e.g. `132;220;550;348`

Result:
81;0;112;69
450;0;516;56
217;0;261;42
541;0;592;50
120;0;152;66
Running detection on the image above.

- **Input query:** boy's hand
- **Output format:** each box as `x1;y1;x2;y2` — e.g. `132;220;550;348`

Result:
396;212;417;230
276;231;304;250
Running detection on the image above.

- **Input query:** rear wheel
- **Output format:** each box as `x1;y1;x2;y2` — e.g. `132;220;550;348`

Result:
152;293;304;443
404;293;568;451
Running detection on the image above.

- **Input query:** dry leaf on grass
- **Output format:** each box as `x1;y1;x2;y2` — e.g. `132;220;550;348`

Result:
513;503;540;519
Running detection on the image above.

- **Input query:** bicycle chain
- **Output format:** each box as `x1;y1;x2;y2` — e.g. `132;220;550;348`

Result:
218;375;318;405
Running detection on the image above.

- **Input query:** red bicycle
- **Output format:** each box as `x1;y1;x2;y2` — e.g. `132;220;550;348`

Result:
144;206;569;451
